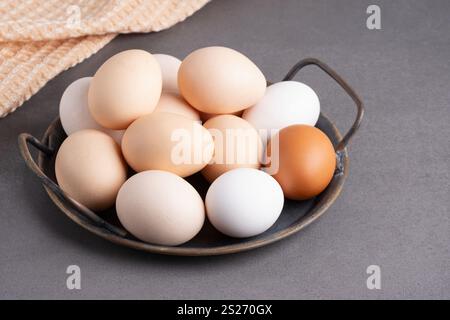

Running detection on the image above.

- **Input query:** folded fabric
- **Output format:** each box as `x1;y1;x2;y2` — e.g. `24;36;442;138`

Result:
0;0;209;118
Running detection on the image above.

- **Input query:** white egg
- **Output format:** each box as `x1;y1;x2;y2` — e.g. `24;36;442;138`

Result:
242;81;320;145
153;54;181;93
205;168;284;238
59;77;125;145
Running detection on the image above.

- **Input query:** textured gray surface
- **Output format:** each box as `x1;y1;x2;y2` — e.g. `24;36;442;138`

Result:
0;0;449;299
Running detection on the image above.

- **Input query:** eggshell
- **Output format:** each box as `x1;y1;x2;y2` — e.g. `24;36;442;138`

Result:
153;54;181;93
116;170;205;246
153;92;200;121
122;113;214;177
55;130;127;211
206;168;284;238
243;81;320;145
59;77;125;145
202;115;263;182
268;125;336;200
178;46;266;114
88;49;162;129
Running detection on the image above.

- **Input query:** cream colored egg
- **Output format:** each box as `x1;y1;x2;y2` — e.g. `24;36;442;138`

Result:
178;46;267;114
122;113;214;177
153;92;200;121
202;115;263;182
55;130;127;211
153;54;181;93
116;170;205;246
88;49;162;130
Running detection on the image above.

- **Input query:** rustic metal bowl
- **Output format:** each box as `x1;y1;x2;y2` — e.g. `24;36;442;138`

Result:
18;58;363;256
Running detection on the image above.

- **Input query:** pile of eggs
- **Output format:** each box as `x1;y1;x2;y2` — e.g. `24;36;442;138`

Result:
57;47;336;246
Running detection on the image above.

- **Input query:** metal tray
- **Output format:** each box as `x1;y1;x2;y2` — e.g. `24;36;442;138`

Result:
18;58;364;256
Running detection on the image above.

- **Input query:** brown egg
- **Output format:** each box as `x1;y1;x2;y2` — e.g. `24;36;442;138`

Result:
178;46;266;114
88;50;162;130
153;92;200;121
122;113;214;177
267;125;336;200
55;130;127;211
202;115;263;182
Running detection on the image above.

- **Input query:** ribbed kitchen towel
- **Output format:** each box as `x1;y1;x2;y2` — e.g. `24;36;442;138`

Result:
0;0;209;118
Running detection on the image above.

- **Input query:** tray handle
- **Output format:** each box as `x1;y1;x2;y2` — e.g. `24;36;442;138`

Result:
18;133;127;237
283;58;364;152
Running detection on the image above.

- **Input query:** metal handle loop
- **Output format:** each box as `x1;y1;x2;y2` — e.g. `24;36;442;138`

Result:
283;58;364;151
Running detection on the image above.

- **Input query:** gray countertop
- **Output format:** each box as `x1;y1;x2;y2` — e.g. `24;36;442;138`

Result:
1;0;449;299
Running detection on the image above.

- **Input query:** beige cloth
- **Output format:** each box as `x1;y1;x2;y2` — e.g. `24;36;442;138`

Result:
0;0;209;118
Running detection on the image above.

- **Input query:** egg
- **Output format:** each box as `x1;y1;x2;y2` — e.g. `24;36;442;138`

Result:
59;77;125;145
267;125;336;200
153;54;181;93
202;115;263;182
116;170;205;246
153;92;200;121
243;81;320;145
205;168;284;238
122;113;214;177
88;49;162;129
178;46;266;114
55;130;127;211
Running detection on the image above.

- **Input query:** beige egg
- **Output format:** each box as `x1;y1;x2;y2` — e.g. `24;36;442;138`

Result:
116;170;205;246
55;130;127;211
178;46;266;114
153;92;200;121
122;113;214;177
202;115;263;182
88;49;162;130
